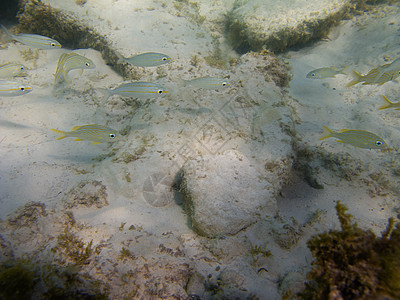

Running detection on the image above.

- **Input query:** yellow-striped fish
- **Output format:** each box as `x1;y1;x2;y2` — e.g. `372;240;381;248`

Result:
347;58;400;87
0;80;32;96
102;82;168;100
320;125;387;149
1;24;61;49
54;52;95;83
117;52;171;67
378;95;400;110
182;77;231;89
50;124;118;145
0;63;27;78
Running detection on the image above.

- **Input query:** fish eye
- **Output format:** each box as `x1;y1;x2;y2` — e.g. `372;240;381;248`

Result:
222;82;228;86
50;43;56;47
19;87;25;91
157;90;163;94
85;62;90;67
20;66;24;70
109;133;116;139
162;57;168;61
376;140;383;146
311;73;316;76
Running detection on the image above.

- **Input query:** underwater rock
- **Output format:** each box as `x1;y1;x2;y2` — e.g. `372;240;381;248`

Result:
186;272;206;298
227;0;353;53
180;150;276;238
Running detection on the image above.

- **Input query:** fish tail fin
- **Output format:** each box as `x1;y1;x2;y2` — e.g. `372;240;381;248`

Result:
115;52;126;64
50;128;67;140
98;88;112;100
340;65;350;75
0;24;13;42
320;125;334;140
378;95;394;110
346;70;362;87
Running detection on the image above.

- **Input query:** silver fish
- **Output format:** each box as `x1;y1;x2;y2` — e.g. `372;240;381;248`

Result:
103;82;168;100
183;77;230;89
1;24;61;49
50;124;119;145
0;63;27;78
117;52;171;67
54;52;95;83
0;80;32;96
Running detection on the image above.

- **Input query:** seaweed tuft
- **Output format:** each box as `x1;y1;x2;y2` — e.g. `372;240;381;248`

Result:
299;201;400;299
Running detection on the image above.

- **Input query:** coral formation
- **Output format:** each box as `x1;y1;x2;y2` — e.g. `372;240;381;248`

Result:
300;201;400;299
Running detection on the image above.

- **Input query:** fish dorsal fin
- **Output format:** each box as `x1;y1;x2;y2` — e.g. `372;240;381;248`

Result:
72;125;82;130
338;129;351;133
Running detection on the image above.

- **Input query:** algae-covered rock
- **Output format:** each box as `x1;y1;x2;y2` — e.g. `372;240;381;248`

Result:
227;0;353;53
300;201;400;299
180;150;276;238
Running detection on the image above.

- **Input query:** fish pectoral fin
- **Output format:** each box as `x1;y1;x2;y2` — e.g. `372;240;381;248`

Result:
336;140;345;143
91;142;101;145
78;69;83;76
72;125;82;130
74;138;83;141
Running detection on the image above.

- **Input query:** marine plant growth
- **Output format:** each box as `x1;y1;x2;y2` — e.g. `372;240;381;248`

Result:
300;201;400;299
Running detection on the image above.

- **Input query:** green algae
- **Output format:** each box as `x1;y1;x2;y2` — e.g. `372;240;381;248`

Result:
300;201;400;299
0;260;37;300
52;230;96;266
249;242;272;267
0;259;108;300
119;247;137;260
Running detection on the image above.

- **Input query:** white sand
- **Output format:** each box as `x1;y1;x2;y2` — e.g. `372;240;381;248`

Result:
0;1;399;298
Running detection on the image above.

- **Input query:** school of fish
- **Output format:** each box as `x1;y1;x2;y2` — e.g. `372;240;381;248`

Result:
0;24;231;145
306;58;400;149
0;24;396;150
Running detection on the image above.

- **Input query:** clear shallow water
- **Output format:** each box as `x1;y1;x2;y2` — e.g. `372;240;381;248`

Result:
0;1;399;299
